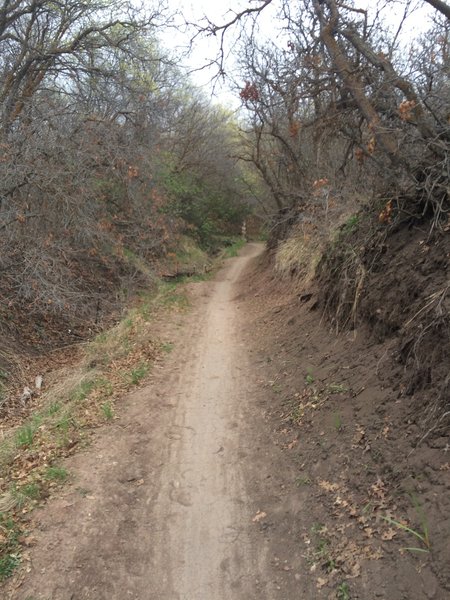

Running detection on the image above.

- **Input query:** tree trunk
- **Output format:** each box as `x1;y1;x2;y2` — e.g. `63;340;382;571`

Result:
424;0;450;19
314;1;400;163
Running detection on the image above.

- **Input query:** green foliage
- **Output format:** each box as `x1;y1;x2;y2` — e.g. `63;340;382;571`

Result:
224;238;246;257
342;214;359;234
70;378;97;402
46;401;61;416
101;402;114;420
160;167;250;250
0;369;7;402
0;515;21;581
16;424;36;448
19;483;41;501
337;582;350;600
305;370;315;385
45;466;68;482
327;383;347;394
333;413;343;432
158;282;190;309
0;552;20;581
129;363;148;385
55;415;71;433
295;475;312;486
382;495;431;553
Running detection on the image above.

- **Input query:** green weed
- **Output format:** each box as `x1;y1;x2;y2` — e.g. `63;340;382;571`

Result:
46;401;61;415
101;402;114;420
315;537;337;573
224;238;246;258
161;342;174;353
70;379;97;403
0;552;20;581
19;483;41;501
130;363;149;385
0;369;7;402
0;516;21;581
289;404;305;425
295;475;312;486
15;424;36;448
10;482;42;510
54;415;77;448
55;415;74;433
316;537;329;558
382;511;430;553
94;331;108;344
123;317;133;329
158;284;190;309
333;413;343;432
305;370;315;385
45;466;68;482
326;557;337;573
190;271;212;282
337;581;350;600
96;378;113;397
311;522;325;534
362;501;374;515
342;214;359;234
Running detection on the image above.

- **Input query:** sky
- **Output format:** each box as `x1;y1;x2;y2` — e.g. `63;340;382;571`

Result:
161;0;436;108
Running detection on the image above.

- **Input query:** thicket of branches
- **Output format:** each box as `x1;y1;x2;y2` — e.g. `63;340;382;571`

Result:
0;0;255;359
206;0;449;231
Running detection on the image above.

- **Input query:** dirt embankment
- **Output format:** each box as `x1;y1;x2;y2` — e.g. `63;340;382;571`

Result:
237;244;449;599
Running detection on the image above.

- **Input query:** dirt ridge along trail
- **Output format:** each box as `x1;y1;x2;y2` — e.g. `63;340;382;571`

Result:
5;242;277;600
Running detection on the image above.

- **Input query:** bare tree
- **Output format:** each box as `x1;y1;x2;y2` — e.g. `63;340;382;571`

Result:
196;0;449;225
0;0;167;133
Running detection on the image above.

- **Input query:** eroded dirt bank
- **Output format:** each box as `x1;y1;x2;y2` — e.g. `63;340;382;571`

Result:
236;250;450;600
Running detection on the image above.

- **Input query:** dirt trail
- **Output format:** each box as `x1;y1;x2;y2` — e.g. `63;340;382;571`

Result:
150;243;268;599
6;243;278;600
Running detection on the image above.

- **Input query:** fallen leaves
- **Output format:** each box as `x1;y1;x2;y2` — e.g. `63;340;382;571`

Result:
318;480;339;493
252;510;267;523
381;528;398;541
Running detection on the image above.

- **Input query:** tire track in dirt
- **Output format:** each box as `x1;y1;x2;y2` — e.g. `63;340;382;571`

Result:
4;243;274;600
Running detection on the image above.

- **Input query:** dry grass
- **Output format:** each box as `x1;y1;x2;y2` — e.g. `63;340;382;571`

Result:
0;277;191;491
275;232;321;283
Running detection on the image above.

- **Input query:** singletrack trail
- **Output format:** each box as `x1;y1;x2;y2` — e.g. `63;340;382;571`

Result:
150;242;268;599
8;243;279;600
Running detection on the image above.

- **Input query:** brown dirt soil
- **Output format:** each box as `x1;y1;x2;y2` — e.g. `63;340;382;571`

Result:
1;243;449;599
317;215;450;435
237;249;450;599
